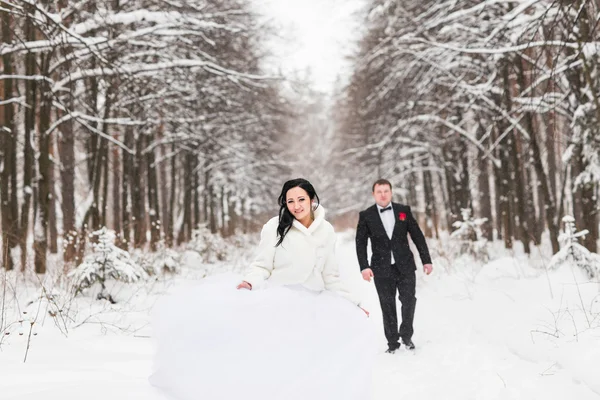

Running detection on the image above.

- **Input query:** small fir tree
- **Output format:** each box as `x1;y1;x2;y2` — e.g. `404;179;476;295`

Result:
69;227;147;303
548;215;600;279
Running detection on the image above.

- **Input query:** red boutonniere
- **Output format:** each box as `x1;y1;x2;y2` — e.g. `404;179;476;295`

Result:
399;212;407;221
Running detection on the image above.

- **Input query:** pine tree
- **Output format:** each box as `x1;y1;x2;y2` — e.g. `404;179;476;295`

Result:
69;227;147;303
151;239;180;275
450;208;489;263
189;224;229;263
548;216;600;279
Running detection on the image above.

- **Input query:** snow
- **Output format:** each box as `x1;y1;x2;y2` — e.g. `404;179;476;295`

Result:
1;231;600;399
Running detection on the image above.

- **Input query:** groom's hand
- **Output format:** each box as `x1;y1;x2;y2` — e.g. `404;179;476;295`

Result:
423;264;433;275
361;268;374;282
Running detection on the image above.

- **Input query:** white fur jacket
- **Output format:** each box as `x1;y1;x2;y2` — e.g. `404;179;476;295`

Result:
243;206;362;306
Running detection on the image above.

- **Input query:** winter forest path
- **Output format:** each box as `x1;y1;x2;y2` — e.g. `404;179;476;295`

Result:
1;232;599;399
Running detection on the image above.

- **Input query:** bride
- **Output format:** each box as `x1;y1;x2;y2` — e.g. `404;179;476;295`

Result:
149;178;377;400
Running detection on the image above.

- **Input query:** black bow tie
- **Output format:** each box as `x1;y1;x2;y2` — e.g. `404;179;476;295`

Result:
380;206;392;213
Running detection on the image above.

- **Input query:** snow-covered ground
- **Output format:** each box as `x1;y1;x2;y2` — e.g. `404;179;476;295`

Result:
1;231;599;399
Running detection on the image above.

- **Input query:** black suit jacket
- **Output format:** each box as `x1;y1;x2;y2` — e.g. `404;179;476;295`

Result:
356;203;431;276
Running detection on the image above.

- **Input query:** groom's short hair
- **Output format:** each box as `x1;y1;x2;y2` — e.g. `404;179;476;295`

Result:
372;179;392;192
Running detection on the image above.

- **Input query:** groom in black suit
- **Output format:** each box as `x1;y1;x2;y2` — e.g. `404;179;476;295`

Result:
356;179;433;353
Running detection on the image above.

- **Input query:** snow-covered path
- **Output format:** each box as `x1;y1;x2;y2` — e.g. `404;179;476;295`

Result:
1;231;599;399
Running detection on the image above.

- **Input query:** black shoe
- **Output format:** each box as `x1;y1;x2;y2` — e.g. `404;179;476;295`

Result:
402;338;415;350
386;343;400;353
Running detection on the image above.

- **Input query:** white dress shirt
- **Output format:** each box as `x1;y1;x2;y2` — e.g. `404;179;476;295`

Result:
376;203;396;264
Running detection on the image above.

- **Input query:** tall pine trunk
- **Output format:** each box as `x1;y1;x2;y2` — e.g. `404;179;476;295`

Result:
121;127;134;249
166;143;176;246
58;94;77;263
20;6;37;270
476;123;493;242
146;133;161;251
48;137;58;253
132;133;147;248
158;134;170;245
112;135;122;239
517;56;560;253
1;7;18;270
34;53;54;274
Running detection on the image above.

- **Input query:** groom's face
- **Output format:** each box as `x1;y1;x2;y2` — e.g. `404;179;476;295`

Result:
372;184;392;207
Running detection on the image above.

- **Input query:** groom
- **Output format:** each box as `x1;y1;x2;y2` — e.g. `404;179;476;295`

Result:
355;179;433;353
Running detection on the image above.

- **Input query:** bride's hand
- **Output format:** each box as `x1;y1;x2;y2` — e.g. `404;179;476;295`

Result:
236;281;252;290
360;307;369;317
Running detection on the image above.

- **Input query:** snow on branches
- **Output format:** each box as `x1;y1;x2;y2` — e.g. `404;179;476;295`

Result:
548;216;600;279
450;208;489;263
69;227;147;303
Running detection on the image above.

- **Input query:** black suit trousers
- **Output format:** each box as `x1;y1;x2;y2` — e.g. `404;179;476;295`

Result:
373;265;416;346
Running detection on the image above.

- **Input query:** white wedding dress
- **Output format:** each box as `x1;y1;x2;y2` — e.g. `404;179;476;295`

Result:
149;273;377;400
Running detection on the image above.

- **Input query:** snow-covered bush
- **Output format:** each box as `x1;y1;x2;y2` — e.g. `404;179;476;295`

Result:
151;239;181;274
449;208;489;263
548;215;600;279
188;224;229;263
130;248;155;276
69;227;147;303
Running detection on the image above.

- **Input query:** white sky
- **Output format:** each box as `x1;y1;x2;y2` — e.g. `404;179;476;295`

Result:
252;0;367;93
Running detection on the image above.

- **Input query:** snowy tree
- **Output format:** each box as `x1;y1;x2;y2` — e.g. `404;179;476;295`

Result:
69;228;147;303
548;216;600;279
450;208;489;263
188;224;230;263
336;0;600;255
0;0;292;274
152;242;180;274
134;239;181;276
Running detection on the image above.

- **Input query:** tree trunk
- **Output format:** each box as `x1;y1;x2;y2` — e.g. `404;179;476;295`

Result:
498;63;514;249
58;102;77;263
406;171;418;208
100;144;109;228
532;165;545;244
221;187;227;236
178;153;193;245
574;147;598;252
422;160;438;238
1;7;18;270
439;169;453;233
112;134;122;239
509;134;531;254
121;128;134;249
132;133;147;248
476;123;493;242
228;196;237;237
517;56;560;253
146;134;161;251
242;198;249;234
48;137;58;253
34;54;54;274
203;160;210;223
158;138;170;246
86;71;99;185
209;184;217;234
444;136;469;226
567;1;599;253
193;157;200;228
166;143;176;246
20;6;38;270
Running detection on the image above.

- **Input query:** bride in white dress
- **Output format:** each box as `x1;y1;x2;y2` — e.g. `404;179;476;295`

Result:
149;178;377;400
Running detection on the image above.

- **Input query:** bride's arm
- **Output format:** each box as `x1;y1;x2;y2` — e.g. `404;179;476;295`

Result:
321;235;363;306
241;217;278;290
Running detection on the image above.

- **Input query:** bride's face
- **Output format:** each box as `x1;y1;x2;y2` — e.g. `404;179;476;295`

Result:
286;187;311;222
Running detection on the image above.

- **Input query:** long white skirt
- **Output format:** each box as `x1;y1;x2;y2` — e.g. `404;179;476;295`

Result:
149;274;378;400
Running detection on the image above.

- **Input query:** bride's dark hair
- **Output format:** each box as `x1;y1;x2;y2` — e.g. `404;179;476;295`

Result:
276;178;320;246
